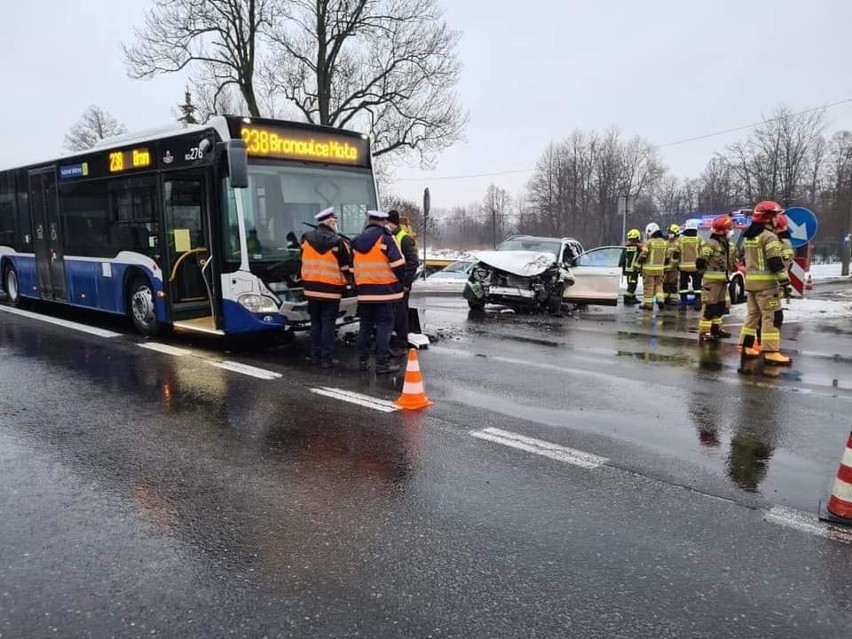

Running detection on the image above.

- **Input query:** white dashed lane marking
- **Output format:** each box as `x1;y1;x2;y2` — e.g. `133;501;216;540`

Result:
763;506;852;544
0;305;121;338
211;360;282;380
471;427;608;469
309;387;398;413
138;342;192;357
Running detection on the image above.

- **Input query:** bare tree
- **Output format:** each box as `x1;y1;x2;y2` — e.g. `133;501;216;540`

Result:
263;0;466;166
722;106;826;206
190;68;246;122
481;184;512;247
64;105;127;151
124;0;277;117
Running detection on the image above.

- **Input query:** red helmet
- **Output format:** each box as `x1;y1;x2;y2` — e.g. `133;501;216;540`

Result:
773;212;788;232
711;215;734;235
752;200;783;223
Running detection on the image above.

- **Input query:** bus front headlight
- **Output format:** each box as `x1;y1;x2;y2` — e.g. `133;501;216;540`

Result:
238;293;279;313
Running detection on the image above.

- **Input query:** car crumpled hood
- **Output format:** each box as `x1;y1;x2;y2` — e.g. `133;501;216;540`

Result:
474;250;557;277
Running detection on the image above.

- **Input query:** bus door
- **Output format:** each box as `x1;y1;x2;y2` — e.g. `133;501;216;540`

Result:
163;173;219;333
28;167;67;302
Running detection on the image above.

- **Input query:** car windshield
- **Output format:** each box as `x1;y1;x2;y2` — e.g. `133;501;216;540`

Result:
497;239;562;258
223;162;377;265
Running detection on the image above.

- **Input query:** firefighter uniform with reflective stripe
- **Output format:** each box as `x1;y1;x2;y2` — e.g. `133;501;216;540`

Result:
618;241;642;304
351;220;406;371
638;234;668;309
664;235;681;304
678;232;703;308
698;235;737;340
774;229;794;330
737;224;790;354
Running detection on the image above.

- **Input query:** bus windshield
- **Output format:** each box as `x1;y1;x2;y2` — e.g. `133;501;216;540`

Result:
224;163;377;264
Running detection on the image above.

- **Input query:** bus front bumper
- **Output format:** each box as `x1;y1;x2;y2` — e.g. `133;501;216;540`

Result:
279;296;360;330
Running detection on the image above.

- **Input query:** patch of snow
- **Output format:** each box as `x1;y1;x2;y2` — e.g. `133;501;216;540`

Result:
727;297;852;323
810;262;850;281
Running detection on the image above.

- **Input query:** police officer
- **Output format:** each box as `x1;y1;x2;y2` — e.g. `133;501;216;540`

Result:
300;207;351;368
663;223;681;306
351;210;407;374
637;222;668;311
386;209;420;354
678;219;703;311
619;228;642;305
737;200;793;366
698;215;737;342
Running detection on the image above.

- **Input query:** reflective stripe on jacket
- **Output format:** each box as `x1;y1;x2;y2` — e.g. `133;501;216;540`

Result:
678;235;701;271
640;237;668;274
701;237;736;282
780;237;794;270
300;238;348;300
744;229;785;292
621;244;640;273
665;237;680;272
352;227;405;303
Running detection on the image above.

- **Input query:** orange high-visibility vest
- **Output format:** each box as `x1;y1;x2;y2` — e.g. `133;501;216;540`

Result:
301;240;347;300
353;236;404;302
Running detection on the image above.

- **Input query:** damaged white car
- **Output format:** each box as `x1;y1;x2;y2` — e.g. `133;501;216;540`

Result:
463;236;624;314
464;236;583;313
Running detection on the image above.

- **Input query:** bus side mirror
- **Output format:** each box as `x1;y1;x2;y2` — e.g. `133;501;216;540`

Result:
226;140;248;189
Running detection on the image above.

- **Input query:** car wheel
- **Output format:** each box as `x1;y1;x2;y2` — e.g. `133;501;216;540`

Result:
128;276;162;336
3;264;21;307
467;298;486;311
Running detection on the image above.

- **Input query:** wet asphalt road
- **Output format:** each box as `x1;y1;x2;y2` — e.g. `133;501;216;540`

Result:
2;281;852;638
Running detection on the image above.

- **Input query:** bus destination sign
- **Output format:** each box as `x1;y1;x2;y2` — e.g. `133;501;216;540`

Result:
240;125;368;166
109;147;152;173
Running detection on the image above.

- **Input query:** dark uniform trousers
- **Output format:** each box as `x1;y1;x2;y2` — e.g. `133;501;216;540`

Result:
358;303;395;363
308;300;340;363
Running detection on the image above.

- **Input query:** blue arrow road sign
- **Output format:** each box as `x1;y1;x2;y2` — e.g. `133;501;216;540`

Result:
783;207;818;248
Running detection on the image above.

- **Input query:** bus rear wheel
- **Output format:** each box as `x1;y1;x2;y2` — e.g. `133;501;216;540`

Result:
128;277;161;336
3;265;20;307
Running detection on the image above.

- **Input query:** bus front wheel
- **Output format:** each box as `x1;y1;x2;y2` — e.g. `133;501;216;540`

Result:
128;277;161;336
3;265;20;307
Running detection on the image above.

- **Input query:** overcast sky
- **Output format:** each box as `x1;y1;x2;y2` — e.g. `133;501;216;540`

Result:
2;0;852;210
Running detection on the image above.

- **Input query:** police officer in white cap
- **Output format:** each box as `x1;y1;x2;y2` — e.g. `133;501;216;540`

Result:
300;207;351;368
350;211;406;374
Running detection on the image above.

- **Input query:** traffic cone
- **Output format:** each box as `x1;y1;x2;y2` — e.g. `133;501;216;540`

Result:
393;349;434;410
819;431;852;527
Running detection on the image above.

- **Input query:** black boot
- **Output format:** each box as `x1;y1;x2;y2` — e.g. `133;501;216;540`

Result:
375;360;401;375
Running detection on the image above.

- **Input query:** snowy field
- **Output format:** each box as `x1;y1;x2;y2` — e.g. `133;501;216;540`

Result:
810;262;850;281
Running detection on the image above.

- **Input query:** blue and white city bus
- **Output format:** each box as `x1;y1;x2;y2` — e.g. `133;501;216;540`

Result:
0;116;377;336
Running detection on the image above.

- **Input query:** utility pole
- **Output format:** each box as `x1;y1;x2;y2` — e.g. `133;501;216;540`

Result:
619;194;630;243
422;188;430;279
491;199;497;249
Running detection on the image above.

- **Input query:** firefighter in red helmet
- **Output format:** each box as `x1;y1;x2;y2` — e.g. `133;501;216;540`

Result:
771;211;794;330
737;201;793;365
698;215;738;342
